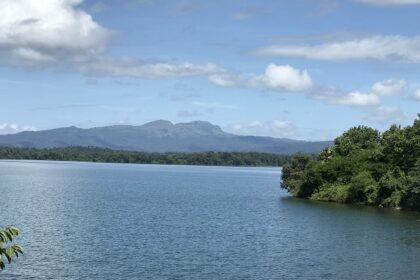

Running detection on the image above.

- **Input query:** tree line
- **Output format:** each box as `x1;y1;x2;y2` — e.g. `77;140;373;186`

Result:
0;147;294;167
281;115;420;210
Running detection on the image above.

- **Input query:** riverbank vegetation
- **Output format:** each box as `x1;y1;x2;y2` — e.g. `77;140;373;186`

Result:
0;147;293;167
281;115;420;210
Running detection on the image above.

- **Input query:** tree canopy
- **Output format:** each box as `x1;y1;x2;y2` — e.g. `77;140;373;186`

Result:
281;115;420;210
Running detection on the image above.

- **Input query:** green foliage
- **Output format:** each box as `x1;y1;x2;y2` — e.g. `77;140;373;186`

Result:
377;169;408;206
281;154;313;196
403;159;420;209
310;184;351;203
0;147;293;167
0;227;23;270
282;115;420;211
333;126;381;156
349;172;376;203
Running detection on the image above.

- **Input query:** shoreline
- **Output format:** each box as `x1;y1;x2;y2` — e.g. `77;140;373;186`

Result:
0;158;284;168
295;195;420;213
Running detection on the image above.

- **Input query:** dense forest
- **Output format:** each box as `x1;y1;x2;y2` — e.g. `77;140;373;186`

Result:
281;115;420;210
0;147;293;167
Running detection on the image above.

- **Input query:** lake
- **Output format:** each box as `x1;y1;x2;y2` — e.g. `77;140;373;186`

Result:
0;160;419;279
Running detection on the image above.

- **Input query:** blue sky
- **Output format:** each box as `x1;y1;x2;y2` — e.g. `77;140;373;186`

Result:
0;0;419;140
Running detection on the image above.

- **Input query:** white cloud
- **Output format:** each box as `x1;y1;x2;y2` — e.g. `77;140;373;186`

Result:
312;87;380;107
226;120;296;138
344;91;380;106
367;106;406;124
355;0;420;6
81;58;221;78
258;35;420;63
207;73;241;87
0;0;225;81
0;0;112;66
0;123;36;135
371;79;406;96
414;89;420;101
253;64;313;91
310;78;410;107
208;64;313;92
333;91;380;106
88;62;312;92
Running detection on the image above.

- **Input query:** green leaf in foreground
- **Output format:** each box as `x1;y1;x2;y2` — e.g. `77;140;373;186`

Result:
0;227;23;270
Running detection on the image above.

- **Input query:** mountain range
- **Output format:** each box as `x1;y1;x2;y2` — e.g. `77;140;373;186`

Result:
0;120;332;154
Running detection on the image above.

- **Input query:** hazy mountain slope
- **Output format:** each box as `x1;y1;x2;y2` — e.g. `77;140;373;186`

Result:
0;120;332;154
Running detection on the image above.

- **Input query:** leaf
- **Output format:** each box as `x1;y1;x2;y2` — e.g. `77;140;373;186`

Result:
4;247;12;263
0;256;5;270
0;231;7;243
8;227;19;237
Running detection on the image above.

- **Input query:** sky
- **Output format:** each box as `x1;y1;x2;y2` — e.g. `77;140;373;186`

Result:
0;0;419;140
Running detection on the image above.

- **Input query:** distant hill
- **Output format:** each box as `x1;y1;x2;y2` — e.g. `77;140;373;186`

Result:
0;120;332;154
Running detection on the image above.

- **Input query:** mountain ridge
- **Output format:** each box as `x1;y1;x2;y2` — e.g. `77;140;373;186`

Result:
0;120;332;154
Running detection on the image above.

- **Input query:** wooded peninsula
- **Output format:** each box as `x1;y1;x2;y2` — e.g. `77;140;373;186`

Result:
281;115;420;211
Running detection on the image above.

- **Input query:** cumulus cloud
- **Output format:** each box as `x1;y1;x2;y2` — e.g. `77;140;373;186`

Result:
338;91;381;106
258;35;420;63
311;87;380;107
371;79;406;96
367;106;407;124
0;0;226;80
0;0;112;67
310;78;412;107
226;120;296;138
355;0;420;5
208;64;313;92
0;123;36;135
252;64;313;91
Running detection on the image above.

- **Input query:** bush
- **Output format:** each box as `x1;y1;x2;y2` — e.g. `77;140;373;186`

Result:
311;184;351;203
349;172;377;203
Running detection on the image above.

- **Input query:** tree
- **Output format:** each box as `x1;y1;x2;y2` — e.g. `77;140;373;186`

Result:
0;227;23;270
402;159;420;209
281;115;420;211
333;126;381;156
281;154;312;196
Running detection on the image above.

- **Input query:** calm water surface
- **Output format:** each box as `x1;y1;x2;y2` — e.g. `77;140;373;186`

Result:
0;160;419;279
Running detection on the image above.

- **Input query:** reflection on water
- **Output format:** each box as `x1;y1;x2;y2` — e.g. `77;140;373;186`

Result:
281;196;420;248
0;160;419;279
